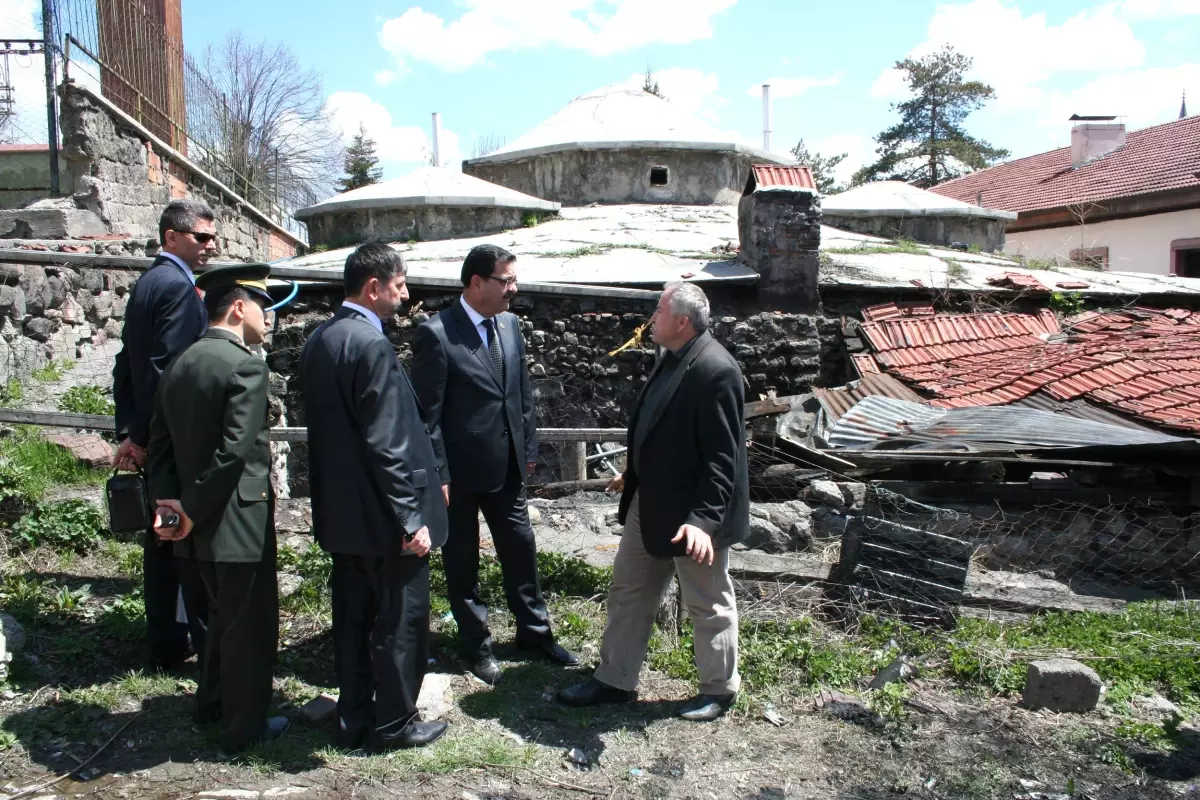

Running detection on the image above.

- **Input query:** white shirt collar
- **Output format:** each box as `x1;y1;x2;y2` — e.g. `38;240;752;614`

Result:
159;251;196;285
459;295;488;328
341;301;383;333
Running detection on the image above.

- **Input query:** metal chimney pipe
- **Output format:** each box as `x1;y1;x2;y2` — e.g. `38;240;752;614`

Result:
761;84;772;152
431;112;442;168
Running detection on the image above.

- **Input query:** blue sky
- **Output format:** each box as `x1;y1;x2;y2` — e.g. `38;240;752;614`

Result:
6;0;1199;188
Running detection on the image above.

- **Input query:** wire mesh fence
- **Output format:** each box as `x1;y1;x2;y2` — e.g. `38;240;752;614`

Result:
52;0;325;236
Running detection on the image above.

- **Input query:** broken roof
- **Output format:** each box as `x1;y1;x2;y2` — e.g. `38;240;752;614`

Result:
929;114;1200;214
464;85;790;166
822;181;1017;220
293;166;559;221
854;304;1200;435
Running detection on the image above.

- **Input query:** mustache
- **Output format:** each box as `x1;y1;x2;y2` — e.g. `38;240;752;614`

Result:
503;290;517;300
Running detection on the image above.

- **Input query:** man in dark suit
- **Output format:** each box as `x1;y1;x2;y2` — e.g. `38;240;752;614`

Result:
147;263;289;753
112;199;216;670
411;244;577;684
557;282;749;722
301;243;449;752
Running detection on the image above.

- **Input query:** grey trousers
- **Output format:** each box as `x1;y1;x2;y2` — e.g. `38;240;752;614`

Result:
595;493;741;696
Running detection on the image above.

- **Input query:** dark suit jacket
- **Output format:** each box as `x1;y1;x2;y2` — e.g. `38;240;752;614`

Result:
147;329;272;563
113;256;208;448
300;306;449;557
618;332;750;559
410;300;537;493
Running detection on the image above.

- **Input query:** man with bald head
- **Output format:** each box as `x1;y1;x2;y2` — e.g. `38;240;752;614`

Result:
557;281;749;722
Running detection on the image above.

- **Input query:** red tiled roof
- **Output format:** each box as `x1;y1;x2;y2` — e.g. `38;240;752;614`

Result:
751;164;816;190
986;272;1050;292
858;303;1200;435
930;115;1200;214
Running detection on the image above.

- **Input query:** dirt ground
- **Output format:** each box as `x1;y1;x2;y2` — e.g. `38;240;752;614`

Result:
2;542;1199;800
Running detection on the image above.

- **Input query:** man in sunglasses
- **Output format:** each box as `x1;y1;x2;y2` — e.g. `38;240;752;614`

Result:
112;198;218;672
411;244;577;684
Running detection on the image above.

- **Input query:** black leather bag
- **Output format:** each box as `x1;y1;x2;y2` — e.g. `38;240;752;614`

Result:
106;470;151;534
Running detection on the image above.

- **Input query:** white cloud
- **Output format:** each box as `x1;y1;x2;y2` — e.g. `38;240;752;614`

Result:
809;133;876;186
1040;64;1200;131
378;0;737;73
325;91;463;173
1118;0;1200;20
374;69;400;88
871;0;1146;113
748;76;839;100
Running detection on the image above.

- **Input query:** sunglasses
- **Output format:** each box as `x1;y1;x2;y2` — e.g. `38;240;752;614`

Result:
173;229;218;245
486;274;518;287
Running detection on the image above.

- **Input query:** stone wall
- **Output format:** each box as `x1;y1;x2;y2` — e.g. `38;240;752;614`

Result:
56;82;299;262
302;205;544;250
823;214;1008;253
0;146;55;210
464;147;764;206
267;284;847;495
738;189;822;312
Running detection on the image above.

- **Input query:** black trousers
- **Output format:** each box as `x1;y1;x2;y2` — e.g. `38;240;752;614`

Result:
331;553;430;743
186;535;278;752
143;530;207;665
444;451;552;660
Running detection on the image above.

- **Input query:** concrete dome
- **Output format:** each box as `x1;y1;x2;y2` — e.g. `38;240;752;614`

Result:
821;181;1017;252
294;167;559;248
462;85;790;206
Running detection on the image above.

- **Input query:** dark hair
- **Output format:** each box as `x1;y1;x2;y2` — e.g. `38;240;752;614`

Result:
344;243;406;296
159;199;216;243
203;286;255;321
460;244;516;287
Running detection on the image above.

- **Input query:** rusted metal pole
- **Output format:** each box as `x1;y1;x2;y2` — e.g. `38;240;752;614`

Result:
42;0;61;196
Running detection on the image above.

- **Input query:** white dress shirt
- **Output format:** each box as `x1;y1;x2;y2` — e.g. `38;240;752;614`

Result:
342;301;383;333
460;295;501;354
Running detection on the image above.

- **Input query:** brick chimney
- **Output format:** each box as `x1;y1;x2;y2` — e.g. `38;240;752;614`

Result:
1070;115;1125;168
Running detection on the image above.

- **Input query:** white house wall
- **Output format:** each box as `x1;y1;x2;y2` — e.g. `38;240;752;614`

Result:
1004;208;1200;274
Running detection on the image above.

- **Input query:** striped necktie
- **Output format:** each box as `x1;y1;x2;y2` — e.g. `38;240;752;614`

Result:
483;318;504;384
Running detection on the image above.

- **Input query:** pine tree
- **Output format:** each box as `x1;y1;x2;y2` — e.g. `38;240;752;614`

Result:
339;123;383;192
642;66;664;99
852;45;1008;188
791;139;848;195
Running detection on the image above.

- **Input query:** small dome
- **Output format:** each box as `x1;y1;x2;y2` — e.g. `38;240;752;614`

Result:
823;181;1016;220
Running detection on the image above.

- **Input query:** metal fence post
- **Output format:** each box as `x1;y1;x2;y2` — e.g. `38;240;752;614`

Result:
42;0;61;196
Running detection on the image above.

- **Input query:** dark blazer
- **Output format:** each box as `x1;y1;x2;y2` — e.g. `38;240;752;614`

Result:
147;329;272;563
113;256;208;448
410;300;537;493
300;306;449;557
618;332;749;559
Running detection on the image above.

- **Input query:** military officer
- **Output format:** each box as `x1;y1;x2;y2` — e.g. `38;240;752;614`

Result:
146;263;288;753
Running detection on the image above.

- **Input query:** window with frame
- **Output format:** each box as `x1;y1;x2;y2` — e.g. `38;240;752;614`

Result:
1171;238;1200;278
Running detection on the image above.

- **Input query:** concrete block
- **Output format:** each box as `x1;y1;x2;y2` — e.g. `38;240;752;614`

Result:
1022;658;1101;712
0;207;107;239
809;480;845;510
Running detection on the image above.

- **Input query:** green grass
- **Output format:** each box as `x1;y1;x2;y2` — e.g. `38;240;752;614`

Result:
0;425;109;506
31;360;75;382
826;238;930;257
0;378;23;407
57;385;116;416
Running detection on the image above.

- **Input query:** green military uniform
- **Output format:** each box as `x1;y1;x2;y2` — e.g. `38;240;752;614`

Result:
147;263;278;752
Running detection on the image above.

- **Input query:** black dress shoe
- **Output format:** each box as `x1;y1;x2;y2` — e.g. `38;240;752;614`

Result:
678;693;735;721
556;677;637;707
469;656;503;684
374;719;449;751
517;640;580;666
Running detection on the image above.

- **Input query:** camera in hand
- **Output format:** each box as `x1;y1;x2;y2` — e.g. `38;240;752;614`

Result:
161;512;181;528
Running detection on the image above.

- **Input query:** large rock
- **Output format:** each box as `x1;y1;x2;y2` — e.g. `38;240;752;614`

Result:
1;612;25;652
1022;658;1102;712
10;335;47;378
417;672;453;721
19;265;52;316
0;285;25;322
809;480;845;510
24;315;59;343
745;514;790;554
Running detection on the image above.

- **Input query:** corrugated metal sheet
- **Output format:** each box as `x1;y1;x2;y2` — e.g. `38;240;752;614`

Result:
751;164;816;190
1009;392;1156;432
827;396;1186;451
813;373;924;422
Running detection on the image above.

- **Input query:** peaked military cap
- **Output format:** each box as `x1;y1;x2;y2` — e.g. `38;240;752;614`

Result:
196;262;273;304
